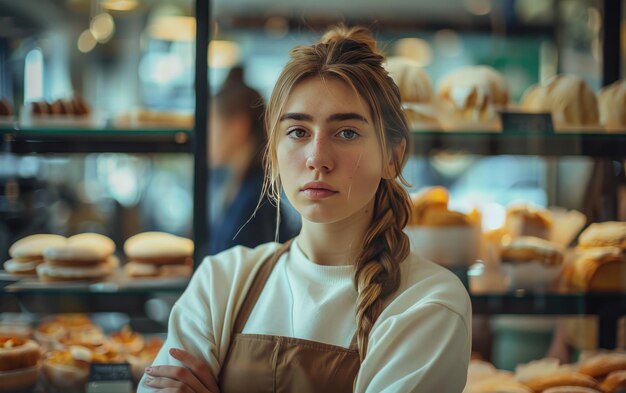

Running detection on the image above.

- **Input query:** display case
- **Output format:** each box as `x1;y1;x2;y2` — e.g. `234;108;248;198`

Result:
0;0;625;390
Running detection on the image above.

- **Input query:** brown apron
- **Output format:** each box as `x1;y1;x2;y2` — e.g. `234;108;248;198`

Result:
218;241;361;393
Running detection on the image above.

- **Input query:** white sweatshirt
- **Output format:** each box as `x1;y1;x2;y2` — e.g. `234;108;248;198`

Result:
138;240;472;393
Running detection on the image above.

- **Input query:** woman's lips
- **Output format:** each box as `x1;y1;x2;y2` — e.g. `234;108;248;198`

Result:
301;182;338;199
302;188;338;199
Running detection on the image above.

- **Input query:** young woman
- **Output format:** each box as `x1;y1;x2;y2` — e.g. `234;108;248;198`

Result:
140;25;471;393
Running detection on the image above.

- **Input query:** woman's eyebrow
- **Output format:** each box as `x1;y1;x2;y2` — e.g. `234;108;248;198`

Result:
327;112;368;123
279;113;313;122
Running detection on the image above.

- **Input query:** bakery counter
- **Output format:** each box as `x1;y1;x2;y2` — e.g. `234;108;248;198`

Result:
409;130;626;157
2;128;192;154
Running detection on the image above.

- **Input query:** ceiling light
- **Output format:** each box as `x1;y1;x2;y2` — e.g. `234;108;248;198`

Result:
78;29;97;53
394;38;433;67
90;13;115;43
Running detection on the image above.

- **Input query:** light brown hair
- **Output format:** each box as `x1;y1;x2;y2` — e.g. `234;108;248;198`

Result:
263;25;412;360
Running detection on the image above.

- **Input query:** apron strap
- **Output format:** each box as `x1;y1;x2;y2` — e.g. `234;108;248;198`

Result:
232;239;293;334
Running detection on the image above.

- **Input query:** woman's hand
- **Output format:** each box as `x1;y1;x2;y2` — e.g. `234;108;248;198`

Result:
144;348;221;393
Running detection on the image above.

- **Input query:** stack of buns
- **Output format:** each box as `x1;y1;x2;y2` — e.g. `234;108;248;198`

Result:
0;336;41;392
123;232;193;279
385;56;440;130
598;80;626;132
579;352;626;393
521;75;599;131
4;234;67;276
559;222;626;292
436;65;509;131
37;233;118;282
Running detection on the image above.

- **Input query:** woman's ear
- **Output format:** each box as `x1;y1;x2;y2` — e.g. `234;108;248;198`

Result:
382;138;406;179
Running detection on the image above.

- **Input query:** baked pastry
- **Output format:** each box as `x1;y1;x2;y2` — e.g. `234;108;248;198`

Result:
0;336;41;392
522;372;599;392
577;222;626;251
110;326;144;355
500;236;564;266
505;205;553;240
34;314;95;349
521;75;599;129
420;208;472;227
598;79;626;131
38;236;118;282
408;186;449;226
124;232;193;279
124;232;193;265
384;57;439;130
564;247;626;292
436;65;508;129
42;346;91;392
5;234;67;276
599;369;626;393
579;352;626;379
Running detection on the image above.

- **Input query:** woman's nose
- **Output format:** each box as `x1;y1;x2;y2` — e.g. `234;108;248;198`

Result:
306;137;334;173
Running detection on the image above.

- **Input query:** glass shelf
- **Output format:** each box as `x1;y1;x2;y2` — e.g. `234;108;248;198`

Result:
1;127;193;153
410;130;626;157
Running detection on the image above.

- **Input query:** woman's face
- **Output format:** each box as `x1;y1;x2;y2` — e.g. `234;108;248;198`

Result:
276;76;385;225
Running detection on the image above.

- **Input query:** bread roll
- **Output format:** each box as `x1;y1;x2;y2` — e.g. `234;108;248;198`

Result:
579;352;626;379
521;75;599;128
522;372;599;392
566;247;626;292
598;80;626;131
408;186;449;226
385;56;432;103
437;65;509;122
500;236;563;266
505;205;553;240
599;369;626;393
577;222;626;251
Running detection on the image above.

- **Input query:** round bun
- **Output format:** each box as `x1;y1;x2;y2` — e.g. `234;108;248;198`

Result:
124;232;193;263
421;209;472;227
385;57;433;103
566;247;626;292
0;337;41;372
9;234;67;260
523;372;599;392
521;74;599;128
500;236;564;266
110;326;144;355
600;369;626;393
43;245;110;265
578;222;626;251
505;205;553;240
37;256;119;282
42;348;90;392
437;65;509;122
598;79;626;131
579;352;626;379
67;233;116;257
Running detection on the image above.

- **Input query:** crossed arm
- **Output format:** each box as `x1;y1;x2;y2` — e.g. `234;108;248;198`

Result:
142;348;221;393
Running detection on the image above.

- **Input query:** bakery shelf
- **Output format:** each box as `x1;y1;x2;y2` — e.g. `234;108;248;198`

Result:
471;292;626;349
409;130;626;157
1;128;193;154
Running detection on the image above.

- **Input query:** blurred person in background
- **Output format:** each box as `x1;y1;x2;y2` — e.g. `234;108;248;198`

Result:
208;66;299;254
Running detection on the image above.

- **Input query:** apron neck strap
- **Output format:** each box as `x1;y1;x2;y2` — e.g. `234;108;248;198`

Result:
233;239;293;334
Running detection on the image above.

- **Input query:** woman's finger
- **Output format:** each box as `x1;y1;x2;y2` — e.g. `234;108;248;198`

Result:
145;365;205;393
144;375;193;393
169;348;221;393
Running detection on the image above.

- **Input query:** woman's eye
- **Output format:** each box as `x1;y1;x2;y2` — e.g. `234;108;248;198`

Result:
338;129;359;140
287;128;307;139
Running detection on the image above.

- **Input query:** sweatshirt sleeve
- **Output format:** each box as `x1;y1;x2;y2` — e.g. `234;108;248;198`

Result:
355;301;471;393
136;244;276;393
